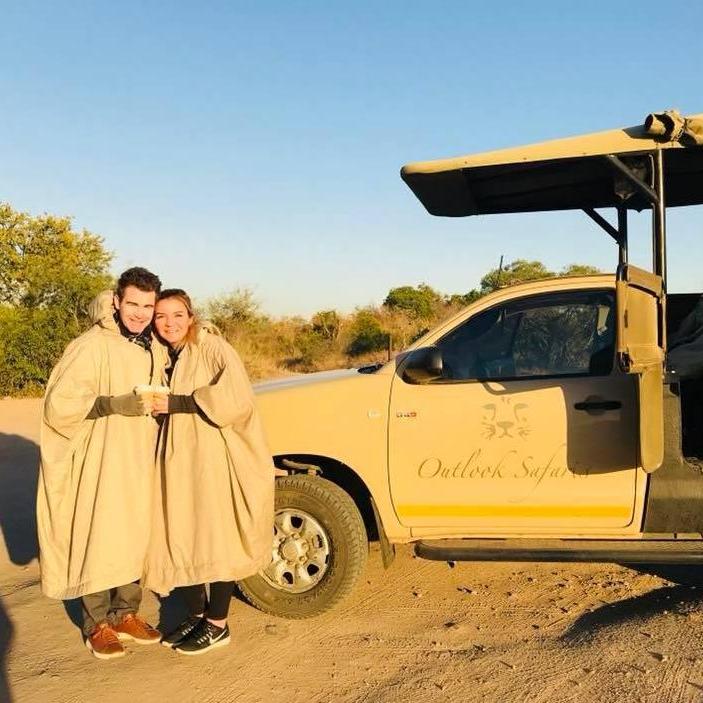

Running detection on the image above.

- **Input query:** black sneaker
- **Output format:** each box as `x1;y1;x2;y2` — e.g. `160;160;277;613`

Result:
161;616;203;649
174;620;230;656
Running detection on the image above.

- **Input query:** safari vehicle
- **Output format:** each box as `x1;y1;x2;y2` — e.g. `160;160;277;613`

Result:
237;110;703;619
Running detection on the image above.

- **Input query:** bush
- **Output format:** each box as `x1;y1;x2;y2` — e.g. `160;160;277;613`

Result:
346;311;389;356
292;328;329;371
311;310;340;341
206;288;261;334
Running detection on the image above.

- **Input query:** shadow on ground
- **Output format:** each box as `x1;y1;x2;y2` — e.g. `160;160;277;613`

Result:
0;432;40;703
62;599;82;632
0;433;39;568
0;598;12;703
561;584;703;644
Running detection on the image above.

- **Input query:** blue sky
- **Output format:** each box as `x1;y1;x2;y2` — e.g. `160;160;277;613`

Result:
1;1;701;316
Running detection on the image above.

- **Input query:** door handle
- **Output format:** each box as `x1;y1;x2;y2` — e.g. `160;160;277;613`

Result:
574;398;622;412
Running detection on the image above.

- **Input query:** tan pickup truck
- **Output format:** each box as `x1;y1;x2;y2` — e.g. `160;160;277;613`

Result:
238;110;703;619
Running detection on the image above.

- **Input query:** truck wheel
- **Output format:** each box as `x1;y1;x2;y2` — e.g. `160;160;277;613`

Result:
237;474;368;619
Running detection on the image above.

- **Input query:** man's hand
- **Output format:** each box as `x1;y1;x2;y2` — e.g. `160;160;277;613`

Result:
109;392;150;416
151;393;169;415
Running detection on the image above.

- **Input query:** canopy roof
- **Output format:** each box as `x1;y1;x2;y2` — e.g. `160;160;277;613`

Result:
401;111;703;217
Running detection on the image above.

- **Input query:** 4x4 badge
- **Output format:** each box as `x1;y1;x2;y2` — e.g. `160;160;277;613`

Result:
396;410;417;419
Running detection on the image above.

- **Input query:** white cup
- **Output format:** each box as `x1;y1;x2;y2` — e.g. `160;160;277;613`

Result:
134;384;170;413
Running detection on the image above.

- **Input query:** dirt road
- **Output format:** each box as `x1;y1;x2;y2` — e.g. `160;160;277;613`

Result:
2;399;703;703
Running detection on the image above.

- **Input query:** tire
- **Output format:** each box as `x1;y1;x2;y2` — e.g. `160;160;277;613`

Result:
629;564;703;587
237;474;368;619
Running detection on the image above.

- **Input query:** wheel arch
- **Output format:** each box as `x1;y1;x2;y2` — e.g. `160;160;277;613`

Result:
273;454;378;542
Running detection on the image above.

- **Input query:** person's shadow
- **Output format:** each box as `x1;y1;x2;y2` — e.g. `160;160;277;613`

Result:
0;431;40;703
0;600;11;703
0;433;39;567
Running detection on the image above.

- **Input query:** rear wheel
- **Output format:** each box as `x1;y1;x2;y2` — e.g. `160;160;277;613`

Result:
237;474;368;619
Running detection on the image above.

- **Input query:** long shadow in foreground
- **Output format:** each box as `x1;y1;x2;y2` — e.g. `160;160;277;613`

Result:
0;433;40;568
0;597;12;703
561;584;702;644
0;431;39;703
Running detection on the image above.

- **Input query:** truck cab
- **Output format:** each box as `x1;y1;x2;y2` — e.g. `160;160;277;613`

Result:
238;110;703;619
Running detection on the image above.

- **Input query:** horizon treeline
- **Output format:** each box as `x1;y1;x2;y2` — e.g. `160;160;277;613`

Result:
0;203;599;395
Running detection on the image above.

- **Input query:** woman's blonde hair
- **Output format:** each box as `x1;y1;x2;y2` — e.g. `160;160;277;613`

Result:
156;288;199;345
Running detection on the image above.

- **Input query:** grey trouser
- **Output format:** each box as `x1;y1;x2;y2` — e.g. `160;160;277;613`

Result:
81;583;142;636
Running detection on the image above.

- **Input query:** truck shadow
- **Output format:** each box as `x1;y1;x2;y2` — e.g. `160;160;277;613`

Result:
561;583;701;644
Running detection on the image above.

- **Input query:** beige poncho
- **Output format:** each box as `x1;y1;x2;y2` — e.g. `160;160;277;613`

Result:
142;327;274;594
37;293;164;600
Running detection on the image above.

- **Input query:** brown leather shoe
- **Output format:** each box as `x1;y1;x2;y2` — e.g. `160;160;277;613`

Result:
85;621;125;660
113;613;161;645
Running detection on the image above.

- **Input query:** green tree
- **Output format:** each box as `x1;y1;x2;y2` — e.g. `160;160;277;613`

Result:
480;259;553;293
206;288;262;335
383;283;442;319
0;203;113;395
479;259;602;295
347;310;389;356
560;263;601;276
445;289;482;307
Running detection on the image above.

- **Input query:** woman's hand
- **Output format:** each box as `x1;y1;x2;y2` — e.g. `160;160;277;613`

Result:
151;393;170;415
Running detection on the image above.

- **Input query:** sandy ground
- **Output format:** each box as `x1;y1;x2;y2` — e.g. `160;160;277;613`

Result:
3;399;703;703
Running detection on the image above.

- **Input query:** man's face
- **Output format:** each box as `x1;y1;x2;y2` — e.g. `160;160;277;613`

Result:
114;285;156;334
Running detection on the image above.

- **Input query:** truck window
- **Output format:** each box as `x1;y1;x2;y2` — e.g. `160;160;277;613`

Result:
436;290;615;382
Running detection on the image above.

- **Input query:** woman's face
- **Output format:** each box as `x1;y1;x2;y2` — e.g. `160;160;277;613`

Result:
154;297;194;346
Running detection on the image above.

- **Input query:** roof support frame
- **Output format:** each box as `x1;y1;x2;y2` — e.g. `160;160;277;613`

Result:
603;154;660;206
617;205;629;267
653;148;667;282
583;207;622;244
582;206;629;265
653;148;667;350
599;150;667;286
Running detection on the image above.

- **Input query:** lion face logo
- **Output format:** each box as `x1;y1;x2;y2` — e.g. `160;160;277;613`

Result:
481;398;530;440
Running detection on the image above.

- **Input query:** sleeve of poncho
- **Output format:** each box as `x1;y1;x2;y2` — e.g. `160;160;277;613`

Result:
43;338;99;440
192;338;257;430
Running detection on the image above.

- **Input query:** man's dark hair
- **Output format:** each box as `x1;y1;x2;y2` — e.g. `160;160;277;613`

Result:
116;267;162;300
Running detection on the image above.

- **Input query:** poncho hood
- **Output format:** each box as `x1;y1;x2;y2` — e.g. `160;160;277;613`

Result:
88;289;118;331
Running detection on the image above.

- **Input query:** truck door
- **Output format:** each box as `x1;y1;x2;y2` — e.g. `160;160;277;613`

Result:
388;287;640;531
616;264;665;472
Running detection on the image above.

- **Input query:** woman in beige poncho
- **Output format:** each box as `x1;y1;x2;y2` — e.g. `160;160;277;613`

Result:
143;288;274;655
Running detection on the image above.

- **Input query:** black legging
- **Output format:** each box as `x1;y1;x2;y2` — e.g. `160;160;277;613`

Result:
180;581;235;621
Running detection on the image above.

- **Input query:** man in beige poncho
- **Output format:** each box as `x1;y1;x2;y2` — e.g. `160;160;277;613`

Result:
37;267;165;659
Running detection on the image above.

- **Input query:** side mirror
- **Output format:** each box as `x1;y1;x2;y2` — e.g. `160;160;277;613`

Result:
401;346;443;384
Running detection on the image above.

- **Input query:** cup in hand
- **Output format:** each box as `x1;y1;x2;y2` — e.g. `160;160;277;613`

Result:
134;384;170;414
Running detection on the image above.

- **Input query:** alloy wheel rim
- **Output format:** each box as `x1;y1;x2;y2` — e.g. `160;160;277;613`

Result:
261;508;331;593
